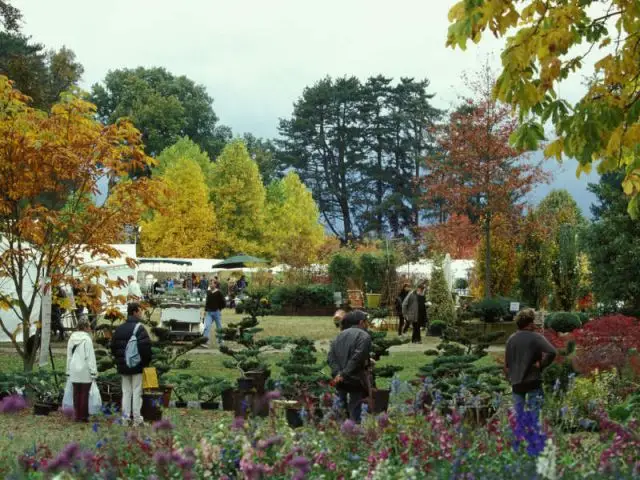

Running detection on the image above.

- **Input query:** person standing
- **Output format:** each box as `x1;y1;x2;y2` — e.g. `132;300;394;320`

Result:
110;303;152;426
127;275;143;302
402;282;427;344
66;320;98;422
395;283;411;336
327;310;372;423
52;286;67;341
203;282;226;347
236;275;248;294
505;309;557;412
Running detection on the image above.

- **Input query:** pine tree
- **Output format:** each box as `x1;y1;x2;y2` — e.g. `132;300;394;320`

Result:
140;157;216;257
518;210;552;309
265;172;325;267
428;259;457;325
210;140;266;257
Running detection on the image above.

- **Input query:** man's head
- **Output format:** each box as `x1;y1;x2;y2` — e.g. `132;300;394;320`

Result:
343;310;368;329
416;281;427;294
333;309;346;329
128;275;135;283
128;302;143;319
402;283;410;292
516;308;536;330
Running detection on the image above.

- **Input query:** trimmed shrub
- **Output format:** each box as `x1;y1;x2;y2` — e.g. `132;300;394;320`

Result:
576;312;590;325
546;312;581;333
268;284;334;309
472;298;507;323
454;278;469;290
429;320;447;337
428;262;456;325
328;252;360;293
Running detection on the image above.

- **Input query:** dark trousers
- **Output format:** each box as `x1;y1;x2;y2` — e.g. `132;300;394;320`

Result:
398;313;406;335
73;382;91;422
337;385;367;423
411;322;421;343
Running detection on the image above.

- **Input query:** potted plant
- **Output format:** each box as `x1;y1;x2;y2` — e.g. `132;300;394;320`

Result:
197;377;232;410
368;330;408;413
165;373;193;408
26;372;61;416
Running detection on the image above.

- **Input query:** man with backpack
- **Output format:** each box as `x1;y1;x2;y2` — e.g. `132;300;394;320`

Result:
110;303;152;426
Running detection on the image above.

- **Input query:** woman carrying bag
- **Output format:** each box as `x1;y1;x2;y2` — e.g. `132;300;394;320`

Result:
65;320;99;422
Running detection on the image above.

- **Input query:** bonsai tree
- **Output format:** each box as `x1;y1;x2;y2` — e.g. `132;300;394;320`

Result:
196;377;233;405
218;295;289;387
369;330;408;383
277;337;328;398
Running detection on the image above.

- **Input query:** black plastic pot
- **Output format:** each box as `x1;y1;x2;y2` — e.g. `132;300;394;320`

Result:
33;403;51;416
221;389;235;411
237;377;254;392
174;401;188;409
200;401;219;410
141;393;163;422
285;408;304;428
372;389;390;414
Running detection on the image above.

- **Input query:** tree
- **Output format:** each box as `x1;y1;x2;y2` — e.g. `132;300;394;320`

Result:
154;137;214;190
447;1;640;215
471;215;518;298
243;133;281;185
140;157;216;258
210;140;266;257
423;214;479;259
584;172;640;310
537;190;585;238
0;76;159;371
0;0;21;32
518;210;552;309
428;259;457;325
264;172;325;267
0;33;84;110
278;76;441;241
91;67;223;158
422;68;545;297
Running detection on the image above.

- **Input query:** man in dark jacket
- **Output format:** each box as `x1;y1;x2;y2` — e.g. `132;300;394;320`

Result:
328;310;372;423
110;303;152;425
203;282;226;347
505;309;557;413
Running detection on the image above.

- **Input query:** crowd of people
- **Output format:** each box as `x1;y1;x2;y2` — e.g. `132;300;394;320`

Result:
61;278;556;428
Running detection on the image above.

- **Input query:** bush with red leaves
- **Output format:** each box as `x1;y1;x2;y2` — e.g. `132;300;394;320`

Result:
571;315;640;374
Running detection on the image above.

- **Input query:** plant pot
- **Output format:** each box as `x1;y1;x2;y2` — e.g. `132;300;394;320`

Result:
222;389;235;411
159;385;173;408
33;403;51;416
141;393;163;422
285;408;304;428
237;377;254;392
372;389;390;414
245;371;267;393
200;401;219;410
174;401;188;409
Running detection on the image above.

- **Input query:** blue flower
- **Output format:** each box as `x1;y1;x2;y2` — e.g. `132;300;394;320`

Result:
96;441;103;449
92;423;99;433
391;377;402;395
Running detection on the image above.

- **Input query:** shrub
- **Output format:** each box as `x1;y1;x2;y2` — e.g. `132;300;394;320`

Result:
428;261;456;325
472;298;506;323
576;312;590;325
328;251;360;293
429;320;447;337
268;284;334;309
454;278;469;290
546;312;581;333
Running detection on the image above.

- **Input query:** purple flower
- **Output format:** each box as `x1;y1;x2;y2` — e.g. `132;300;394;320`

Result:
0;394;27;413
153;451;171;467
290;456;311;473
60;406;75;419
340;419;360;435
265;390;281;401
152;419;174;432
231;416;245;430
377;413;390;429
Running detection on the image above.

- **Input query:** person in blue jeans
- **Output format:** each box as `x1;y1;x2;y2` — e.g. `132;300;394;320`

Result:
203;282;226;348
505;308;557;414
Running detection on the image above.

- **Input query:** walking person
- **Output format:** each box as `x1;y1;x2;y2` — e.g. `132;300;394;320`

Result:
402;282;427;343
110;303;152;426
328;310;372;423
127;275;143;302
395;283;411;336
66;320;98;422
52;286;67;341
505;309;557;413
203;282;226;347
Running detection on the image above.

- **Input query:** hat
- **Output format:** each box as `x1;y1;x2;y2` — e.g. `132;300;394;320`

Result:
343;310;368;328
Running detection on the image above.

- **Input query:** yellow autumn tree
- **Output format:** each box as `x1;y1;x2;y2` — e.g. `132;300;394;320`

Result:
140;157;216;258
265;172;325;267
447;1;640;215
471;215;518;298
209;140;267;257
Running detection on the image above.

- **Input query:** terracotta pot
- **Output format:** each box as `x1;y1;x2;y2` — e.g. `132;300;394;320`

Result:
159;385;173;408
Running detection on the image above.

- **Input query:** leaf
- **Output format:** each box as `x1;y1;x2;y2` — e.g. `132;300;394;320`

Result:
544;138;564;161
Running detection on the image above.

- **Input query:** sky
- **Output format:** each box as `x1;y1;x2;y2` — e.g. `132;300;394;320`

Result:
16;0;600;215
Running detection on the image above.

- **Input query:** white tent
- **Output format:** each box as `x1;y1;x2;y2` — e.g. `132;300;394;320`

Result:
396;255;475;289
138;258;223;274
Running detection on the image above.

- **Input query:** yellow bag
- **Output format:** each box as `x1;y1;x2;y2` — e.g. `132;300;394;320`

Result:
142;367;159;389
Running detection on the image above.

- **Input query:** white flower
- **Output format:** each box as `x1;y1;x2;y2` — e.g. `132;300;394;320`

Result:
536;438;557;480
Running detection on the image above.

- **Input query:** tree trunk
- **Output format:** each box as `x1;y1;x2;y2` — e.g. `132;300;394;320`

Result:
484;217;492;298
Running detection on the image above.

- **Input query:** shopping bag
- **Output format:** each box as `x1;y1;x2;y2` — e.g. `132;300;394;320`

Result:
62;378;74;410
142;367;159;389
88;381;102;415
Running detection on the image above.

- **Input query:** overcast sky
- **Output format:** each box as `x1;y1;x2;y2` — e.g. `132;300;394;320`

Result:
17;0;600;215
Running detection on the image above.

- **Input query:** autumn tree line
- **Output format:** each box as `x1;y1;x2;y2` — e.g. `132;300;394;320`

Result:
3;0;640;314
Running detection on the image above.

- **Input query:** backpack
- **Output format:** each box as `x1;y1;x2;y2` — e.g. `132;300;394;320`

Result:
125;323;142;368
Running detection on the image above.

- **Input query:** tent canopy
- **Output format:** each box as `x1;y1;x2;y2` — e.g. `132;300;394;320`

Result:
138;258;222;274
212;254;268;269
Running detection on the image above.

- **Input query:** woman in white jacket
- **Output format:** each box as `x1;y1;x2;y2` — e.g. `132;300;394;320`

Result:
66;320;98;422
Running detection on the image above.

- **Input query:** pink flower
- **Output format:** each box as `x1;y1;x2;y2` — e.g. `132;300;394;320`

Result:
232;416;245;430
0;394;27;413
152;419;174;432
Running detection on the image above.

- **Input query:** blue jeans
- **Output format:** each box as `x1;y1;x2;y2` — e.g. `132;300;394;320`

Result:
512;388;544;414
203;310;222;342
